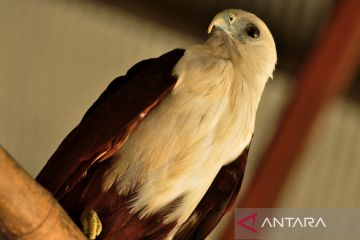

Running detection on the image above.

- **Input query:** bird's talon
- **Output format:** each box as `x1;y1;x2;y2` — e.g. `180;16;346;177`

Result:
81;210;102;240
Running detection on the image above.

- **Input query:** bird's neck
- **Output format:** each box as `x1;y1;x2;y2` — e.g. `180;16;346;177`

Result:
205;39;268;116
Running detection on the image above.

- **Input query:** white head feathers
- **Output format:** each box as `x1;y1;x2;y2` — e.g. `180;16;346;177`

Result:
207;9;277;81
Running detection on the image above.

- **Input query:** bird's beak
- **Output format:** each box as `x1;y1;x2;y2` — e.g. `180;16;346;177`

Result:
207;12;229;34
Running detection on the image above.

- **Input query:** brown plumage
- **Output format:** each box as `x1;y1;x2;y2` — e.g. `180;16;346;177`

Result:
37;49;185;238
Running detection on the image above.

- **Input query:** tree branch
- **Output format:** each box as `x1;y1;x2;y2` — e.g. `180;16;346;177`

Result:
0;147;86;240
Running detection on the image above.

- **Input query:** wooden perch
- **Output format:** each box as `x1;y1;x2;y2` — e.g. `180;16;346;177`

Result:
0;147;86;240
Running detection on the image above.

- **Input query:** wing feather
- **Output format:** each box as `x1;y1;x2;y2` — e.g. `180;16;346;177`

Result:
36;49;185;199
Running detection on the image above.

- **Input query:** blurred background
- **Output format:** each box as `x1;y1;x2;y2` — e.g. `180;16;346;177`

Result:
0;0;359;239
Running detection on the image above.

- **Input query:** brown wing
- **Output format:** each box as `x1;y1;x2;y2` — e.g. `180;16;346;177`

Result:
174;146;250;240
36;49;185;200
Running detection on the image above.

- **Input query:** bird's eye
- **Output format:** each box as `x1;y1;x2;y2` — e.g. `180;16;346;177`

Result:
245;24;260;39
229;16;234;22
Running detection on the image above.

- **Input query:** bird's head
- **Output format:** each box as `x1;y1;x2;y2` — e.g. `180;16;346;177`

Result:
207;9;277;80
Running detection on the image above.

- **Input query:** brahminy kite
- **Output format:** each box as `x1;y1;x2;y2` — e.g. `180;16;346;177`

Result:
37;9;276;240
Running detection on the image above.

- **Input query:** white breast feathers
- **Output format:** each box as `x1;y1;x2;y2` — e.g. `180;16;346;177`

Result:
101;44;267;232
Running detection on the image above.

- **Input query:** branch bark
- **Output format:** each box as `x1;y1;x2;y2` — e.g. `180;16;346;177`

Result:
0;147;86;240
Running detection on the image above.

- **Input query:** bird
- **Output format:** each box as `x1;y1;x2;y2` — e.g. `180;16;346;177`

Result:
36;9;276;240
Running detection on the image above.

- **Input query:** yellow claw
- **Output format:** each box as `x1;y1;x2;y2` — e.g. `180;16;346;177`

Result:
81;210;102;240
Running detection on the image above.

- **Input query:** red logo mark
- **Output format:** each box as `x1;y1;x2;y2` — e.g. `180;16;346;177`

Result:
237;213;258;233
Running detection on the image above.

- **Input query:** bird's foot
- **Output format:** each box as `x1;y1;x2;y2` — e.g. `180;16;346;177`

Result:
80;210;102;240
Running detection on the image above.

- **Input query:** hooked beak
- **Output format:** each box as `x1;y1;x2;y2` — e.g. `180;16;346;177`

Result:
207;12;230;34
